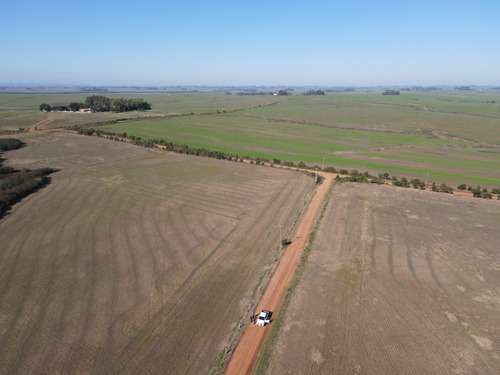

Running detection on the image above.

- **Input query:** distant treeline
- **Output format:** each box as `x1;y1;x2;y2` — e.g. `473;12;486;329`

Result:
233;91;275;96
303;90;325;96
232;90;292;96
80;87;108;92
382;90;400;95
0;139;57;218
39;95;152;113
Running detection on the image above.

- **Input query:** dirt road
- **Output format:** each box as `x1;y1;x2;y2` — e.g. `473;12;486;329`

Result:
225;174;332;375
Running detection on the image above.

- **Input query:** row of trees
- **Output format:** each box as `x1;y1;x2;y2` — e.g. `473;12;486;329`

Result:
382;90;400;95
84;95;151;112
457;184;498;199
39;95;152;113
0;139;57;217
234;91;275;96
39;102;87;112
75;128;499;200
303;90;325;96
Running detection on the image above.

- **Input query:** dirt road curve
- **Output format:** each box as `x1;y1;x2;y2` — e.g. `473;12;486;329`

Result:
225;174;333;375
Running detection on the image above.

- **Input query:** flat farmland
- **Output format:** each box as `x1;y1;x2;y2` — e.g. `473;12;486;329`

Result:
0;132;313;374
261;183;500;374
0;92;284;131
99;91;500;187
2;89;499;187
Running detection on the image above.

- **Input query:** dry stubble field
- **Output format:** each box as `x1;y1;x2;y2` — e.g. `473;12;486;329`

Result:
0;132;314;374
265;183;499;374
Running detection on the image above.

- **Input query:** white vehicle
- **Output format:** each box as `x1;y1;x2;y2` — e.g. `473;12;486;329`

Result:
256;310;272;327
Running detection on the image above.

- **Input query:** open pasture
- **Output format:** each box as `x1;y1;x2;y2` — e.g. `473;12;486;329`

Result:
260;183;500;374
100;91;500;187
1;89;499;186
0;132;313;374
0;91;284;131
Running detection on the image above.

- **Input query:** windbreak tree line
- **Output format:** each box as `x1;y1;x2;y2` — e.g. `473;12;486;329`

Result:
85;95;152;112
303;90;325;96
0;139;57;218
39;95;152;113
76;128;500;200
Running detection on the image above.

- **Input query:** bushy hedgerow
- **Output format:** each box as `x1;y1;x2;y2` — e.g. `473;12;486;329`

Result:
0;138;23;151
0;167;57;217
77;129;495;199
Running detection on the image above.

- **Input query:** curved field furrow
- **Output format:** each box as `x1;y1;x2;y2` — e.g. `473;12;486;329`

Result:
368;210;377;269
0;132;314;374
108;173;308;374
140;174;308;373
266;183;499;374
0;167;99;372
60;179;120;374
48;177;107;372
385;216;400;286
335;189;367;373
88;198;121;374
0;172;87;342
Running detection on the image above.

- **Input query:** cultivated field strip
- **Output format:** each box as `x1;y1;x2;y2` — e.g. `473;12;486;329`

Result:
266;183;499;374
99;91;500;187
0;132;314;374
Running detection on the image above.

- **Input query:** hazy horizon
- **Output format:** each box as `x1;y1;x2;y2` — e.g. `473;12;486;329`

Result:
2;1;499;87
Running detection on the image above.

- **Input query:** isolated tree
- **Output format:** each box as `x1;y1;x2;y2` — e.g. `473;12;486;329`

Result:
470;186;482;197
39;103;51;112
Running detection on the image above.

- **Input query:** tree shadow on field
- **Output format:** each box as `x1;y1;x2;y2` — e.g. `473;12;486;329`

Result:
281;237;300;247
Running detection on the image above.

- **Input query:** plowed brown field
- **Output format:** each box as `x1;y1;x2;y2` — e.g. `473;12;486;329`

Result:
265;183;500;374
0;132;314;374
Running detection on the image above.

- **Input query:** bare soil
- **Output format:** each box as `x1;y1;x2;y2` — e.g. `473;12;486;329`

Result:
266;183;500;374
0;132;314;374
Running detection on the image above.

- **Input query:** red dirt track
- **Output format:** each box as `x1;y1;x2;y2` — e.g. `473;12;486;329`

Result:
225;174;332;375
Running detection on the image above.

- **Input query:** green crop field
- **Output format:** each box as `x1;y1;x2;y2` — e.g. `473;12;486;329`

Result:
1;88;499;187
98;90;500;187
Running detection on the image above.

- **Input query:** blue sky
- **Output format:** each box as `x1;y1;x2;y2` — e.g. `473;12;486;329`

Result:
1;0;499;86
